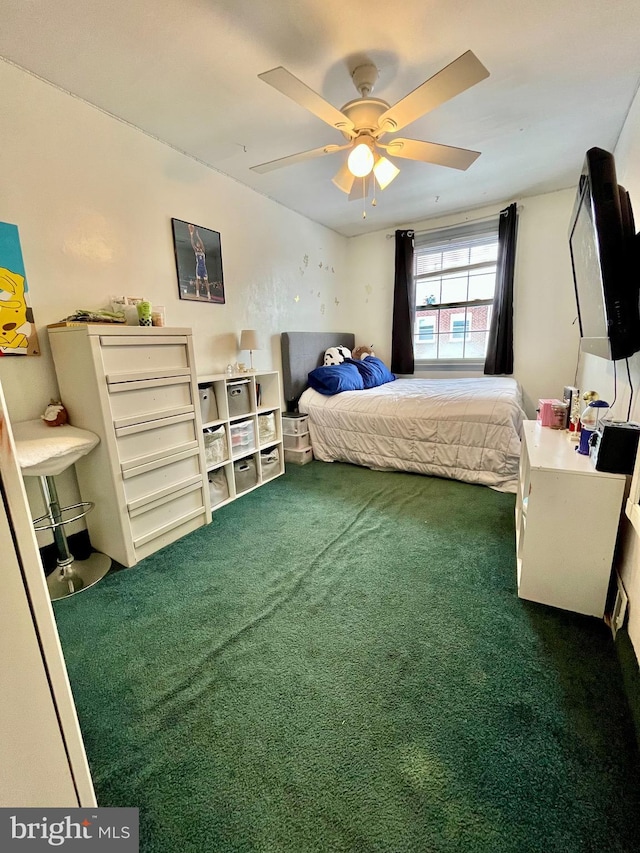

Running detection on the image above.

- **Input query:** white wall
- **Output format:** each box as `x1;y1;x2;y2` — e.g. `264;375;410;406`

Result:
577;85;640;657
344;189;580;417
0;60;349;535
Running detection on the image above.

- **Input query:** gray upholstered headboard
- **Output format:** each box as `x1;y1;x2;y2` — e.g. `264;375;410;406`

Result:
281;331;355;410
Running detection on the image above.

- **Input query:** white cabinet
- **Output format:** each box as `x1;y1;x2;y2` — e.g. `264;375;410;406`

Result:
516;420;626;617
48;325;210;567
198;370;284;509
0;379;95;806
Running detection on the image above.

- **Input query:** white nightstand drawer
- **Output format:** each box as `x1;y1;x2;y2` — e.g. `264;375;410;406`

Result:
123;448;203;507
283;432;310;451
101;336;189;379
129;483;205;547
108;375;194;427
115;413;198;465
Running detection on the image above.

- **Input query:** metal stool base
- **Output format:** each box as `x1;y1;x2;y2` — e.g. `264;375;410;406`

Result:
36;474;111;601
47;551;112;601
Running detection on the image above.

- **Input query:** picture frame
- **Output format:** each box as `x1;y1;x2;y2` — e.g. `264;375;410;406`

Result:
171;218;225;304
0;221;40;356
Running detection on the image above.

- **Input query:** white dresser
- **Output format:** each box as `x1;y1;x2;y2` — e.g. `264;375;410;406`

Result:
48;325;211;567
516;420;626;617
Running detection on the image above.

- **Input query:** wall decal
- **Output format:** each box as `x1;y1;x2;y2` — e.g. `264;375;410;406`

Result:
0;221;40;356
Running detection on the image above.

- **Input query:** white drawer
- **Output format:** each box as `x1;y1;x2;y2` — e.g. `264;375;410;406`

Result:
133;512;207;562
115;413;198;465
123;448;203;508
100;336;189;380
108;375;194;428
129;483;205;547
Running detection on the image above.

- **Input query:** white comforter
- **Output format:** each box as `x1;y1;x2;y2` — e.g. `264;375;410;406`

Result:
298;377;525;492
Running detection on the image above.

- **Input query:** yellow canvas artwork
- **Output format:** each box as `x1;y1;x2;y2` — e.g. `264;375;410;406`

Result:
0;222;40;356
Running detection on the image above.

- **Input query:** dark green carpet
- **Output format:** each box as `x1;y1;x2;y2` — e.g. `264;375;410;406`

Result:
53;462;640;852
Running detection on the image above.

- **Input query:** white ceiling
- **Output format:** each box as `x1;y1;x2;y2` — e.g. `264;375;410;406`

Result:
2;0;639;237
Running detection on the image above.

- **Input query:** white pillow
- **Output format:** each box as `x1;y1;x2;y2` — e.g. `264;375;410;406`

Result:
323;345;351;366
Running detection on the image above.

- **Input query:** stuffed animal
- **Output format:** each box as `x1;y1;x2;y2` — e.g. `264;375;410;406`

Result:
352;344;375;361
324;345;352;366
41;400;68;427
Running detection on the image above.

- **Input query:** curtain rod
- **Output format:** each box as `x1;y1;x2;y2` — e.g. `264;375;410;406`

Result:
385;204;524;238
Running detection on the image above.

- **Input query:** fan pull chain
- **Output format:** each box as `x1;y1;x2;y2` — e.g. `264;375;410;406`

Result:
362;178;366;219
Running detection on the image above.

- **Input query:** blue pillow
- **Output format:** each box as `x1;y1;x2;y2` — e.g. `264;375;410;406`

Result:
307;362;364;395
346;356;396;389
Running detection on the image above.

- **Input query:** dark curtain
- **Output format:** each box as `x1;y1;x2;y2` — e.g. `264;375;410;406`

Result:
391;229;415;374
484;203;518;375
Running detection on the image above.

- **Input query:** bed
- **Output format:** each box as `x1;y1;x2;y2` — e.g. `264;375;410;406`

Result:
281;332;525;493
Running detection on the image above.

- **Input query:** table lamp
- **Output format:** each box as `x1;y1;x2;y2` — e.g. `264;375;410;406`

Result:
239;329;261;371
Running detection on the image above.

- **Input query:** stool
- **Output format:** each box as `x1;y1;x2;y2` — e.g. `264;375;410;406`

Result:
13;419;111;601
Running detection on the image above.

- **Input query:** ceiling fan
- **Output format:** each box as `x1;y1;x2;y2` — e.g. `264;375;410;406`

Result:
251;51;490;199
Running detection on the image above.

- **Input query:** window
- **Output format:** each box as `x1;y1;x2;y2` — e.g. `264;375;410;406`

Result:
413;218;499;364
450;314;471;341
418;319;435;342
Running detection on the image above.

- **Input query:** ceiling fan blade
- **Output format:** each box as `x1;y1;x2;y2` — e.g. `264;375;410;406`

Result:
377;51;489;133
332;161;355;194
348;174;372;202
250;143;346;174
382;138;481;170
259;67;355;136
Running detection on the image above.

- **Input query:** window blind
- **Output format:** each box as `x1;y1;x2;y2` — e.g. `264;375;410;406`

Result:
415;219;499;279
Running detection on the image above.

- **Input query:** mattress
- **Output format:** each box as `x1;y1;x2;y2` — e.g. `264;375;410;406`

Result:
298;376;525;492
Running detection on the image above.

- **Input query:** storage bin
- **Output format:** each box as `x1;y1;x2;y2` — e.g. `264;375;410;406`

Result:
284;432;311;450
258;411;277;444
198;384;218;424
234;457;258;492
227;380;251;417
284;446;313;465
282;413;309;435
208;469;229;507
203;425;227;466
230;419;256;457
260;447;280;479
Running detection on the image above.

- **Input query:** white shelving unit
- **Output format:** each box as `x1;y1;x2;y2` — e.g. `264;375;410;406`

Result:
516;420;626;617
197;370;284;510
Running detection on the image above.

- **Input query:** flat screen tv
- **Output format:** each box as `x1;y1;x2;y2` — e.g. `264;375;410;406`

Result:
568;146;640;360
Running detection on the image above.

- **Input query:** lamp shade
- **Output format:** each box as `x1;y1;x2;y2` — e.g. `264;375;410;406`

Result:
373;156;400;190
332;161;356;195
240;329;260;351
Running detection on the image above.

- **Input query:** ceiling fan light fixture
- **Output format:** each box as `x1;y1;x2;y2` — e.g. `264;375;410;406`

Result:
373;156;400;190
254;51;489;207
347;142;375;178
